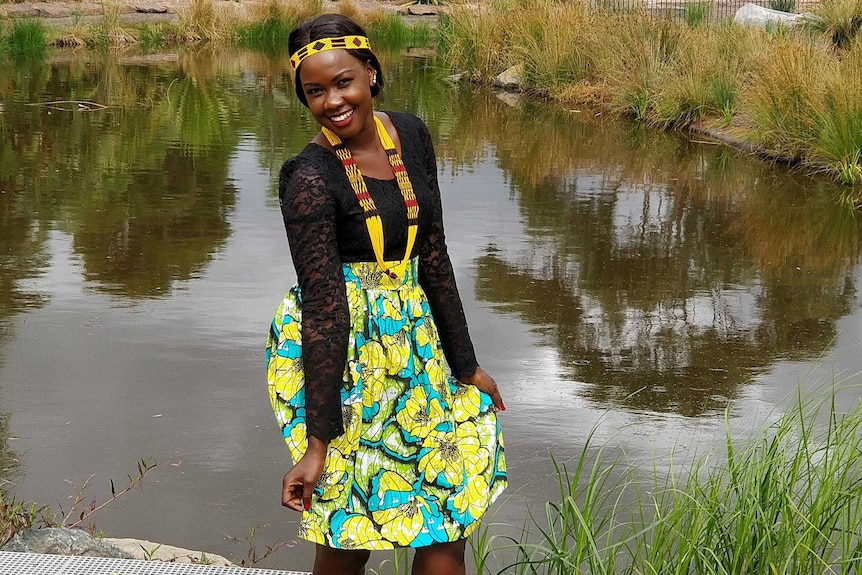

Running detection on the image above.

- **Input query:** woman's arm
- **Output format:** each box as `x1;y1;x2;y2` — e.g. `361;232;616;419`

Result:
415;121;479;380
414;120;504;411
279;157;349;442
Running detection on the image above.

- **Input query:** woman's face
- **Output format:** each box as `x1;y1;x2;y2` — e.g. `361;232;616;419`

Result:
298;48;376;142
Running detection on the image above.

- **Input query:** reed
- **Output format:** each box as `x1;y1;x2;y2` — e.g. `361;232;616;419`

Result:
137;23;167;52
0;19;47;57
235;0;296;54
475;388;862;574
177;0;234;43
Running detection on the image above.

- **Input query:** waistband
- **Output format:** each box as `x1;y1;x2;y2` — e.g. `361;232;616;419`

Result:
342;257;419;290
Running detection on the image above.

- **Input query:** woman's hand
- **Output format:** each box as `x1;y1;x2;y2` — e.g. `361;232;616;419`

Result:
459;366;505;412
281;436;328;513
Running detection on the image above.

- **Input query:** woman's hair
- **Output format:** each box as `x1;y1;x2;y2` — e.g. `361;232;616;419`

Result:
288;14;384;107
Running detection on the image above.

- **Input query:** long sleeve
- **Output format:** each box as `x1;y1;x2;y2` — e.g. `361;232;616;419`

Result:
279;158;348;441
415;121;479;379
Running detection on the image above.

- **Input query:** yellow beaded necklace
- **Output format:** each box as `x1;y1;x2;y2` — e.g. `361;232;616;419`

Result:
322;116;419;280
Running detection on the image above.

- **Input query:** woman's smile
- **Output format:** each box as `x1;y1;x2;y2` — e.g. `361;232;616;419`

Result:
328;107;355;127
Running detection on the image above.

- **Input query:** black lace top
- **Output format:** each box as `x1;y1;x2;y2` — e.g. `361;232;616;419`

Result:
278;111;479;442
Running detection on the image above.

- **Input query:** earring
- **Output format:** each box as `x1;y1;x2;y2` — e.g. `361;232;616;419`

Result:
370;72;377;86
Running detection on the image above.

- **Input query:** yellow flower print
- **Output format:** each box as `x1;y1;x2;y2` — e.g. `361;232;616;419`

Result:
269;358;304;404
450;474;489;521
334;513;391;549
382;331;410;375
425;358;450;402
419;428;465;488
453;384;482;423
317;448;348;501
281;318;301;343
373;501;428;546
405;287;425;318
380;298;403;322
396;386;446;441
286;421;307;461
346;285;365;312
455;421;490;477
336;404;361;453
358;339;387;372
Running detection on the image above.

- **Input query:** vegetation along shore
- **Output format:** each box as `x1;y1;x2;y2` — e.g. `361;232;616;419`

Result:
1;0;861;193
437;0;862;193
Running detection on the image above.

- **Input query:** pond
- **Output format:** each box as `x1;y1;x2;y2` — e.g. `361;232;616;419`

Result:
1;47;861;571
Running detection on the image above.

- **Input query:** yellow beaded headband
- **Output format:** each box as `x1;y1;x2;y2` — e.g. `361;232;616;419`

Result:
289;35;372;72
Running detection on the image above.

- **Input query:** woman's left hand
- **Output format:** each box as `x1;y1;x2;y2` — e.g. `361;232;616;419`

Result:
460;366;505;412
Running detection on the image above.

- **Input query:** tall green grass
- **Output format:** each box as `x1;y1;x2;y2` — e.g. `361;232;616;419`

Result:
0;20;47;58
474;389;862;574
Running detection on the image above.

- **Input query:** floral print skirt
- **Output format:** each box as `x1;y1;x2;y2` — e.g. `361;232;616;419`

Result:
266;258;507;549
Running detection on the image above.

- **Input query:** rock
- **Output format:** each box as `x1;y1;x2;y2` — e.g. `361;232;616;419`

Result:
134;3;169;13
733;3;805;27
1;528;135;559
34;4;74;17
3;5;41;18
493;64;524;91
76;3;105;15
406;4;438;15
105;538;234;566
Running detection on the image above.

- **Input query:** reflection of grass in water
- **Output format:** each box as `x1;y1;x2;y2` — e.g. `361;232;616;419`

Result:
473;389;862;574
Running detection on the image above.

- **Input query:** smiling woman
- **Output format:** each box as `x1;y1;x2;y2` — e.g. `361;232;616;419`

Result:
265;13;508;575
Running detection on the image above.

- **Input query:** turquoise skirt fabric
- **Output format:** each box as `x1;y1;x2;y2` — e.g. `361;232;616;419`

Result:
266;258;507;549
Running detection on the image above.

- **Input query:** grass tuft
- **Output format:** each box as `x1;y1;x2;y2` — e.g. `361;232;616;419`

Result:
804;0;862;49
1;19;48;57
684;1;710;27
475;388;862;574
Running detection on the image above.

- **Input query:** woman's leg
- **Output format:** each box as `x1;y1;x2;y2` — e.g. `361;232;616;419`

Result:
412;539;467;575
313;544;371;575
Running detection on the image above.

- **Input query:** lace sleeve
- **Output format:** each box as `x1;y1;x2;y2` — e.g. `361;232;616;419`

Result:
415;121;480;379
279;157;347;441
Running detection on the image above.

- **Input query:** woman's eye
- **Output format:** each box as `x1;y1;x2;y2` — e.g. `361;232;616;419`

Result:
337;78;352;87
306;88;322;96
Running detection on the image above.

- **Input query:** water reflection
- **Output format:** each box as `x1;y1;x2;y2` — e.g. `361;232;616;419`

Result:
0;53;240;299
447;93;859;416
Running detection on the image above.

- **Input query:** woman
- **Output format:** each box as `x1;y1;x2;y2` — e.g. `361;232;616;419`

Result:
266;14;507;575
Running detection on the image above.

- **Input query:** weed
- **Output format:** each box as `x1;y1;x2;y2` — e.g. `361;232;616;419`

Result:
225;526;297;567
684;1;711;27
488;388;862;574
139;542;163;560
2;20;47;57
769;0;797;12
804;0;862;49
138;23;166;52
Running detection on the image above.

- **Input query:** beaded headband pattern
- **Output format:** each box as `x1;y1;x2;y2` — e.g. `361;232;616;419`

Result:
289;35;371;72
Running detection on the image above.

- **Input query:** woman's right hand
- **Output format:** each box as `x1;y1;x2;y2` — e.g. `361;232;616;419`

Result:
281;436;328;512
460;366;506;412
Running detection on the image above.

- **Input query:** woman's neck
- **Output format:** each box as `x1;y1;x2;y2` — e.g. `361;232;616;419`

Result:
340;111;380;152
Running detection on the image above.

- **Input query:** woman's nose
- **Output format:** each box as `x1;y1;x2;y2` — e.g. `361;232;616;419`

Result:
325;88;344;108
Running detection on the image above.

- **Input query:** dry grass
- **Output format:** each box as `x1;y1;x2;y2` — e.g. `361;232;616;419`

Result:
177;0;236;43
440;0;862;187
